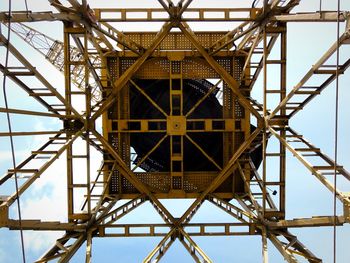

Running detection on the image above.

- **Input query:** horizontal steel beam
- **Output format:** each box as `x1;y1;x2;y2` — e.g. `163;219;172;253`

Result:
268;216;345;228
0;11;81;23
4;216;345;232
94;8;260;22
0;131;62;137
5;219;85;231
107;118;241;133
1;10;348;24
99;222;257;237
274;11;349;22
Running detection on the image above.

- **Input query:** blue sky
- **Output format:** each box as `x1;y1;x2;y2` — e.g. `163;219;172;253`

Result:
1;0;350;262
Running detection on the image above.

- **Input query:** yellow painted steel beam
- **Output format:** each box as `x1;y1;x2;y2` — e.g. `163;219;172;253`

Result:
261;227;269;263
100;223;256;238
185;79;222;117
270;230;322;263
132;135;168;172
85;230;92;263
269;234;298;263
36;233;87;263
94;8;263;22
108;118;238;133
0;11;81;22
207;195;256;223
246;158;278;211
179;22;263;122
91;130;176;223
185;134;222;170
269;27;350;119
0;131;62;137
274;11;350;22
0;32;83;120
179;228;213;263
269;127;350;209
5;219;85;231
268;216;345;228
97;195;146;225
130;79;168;117
143;228;176;263
92;21;175;120
209;0;299;55
179;127;262;223
1;131;82;208
95;22;144;55
3;10;347;23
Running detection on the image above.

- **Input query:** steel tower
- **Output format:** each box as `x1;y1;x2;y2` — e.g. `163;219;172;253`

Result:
1;0;350;262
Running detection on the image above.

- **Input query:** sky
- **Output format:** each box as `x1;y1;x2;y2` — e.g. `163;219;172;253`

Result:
1;0;350;262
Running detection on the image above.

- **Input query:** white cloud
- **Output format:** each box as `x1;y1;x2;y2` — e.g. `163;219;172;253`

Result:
24;230;64;253
5;137;102;256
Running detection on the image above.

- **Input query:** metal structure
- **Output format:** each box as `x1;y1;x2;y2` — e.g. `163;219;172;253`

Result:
0;0;350;262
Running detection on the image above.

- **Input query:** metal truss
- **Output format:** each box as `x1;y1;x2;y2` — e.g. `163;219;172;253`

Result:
1;0;350;262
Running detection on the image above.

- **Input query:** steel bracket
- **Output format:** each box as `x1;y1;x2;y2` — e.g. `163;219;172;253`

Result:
344;199;350;223
268;117;288;127
64;119;84;133
0;204;9;227
345;11;350;31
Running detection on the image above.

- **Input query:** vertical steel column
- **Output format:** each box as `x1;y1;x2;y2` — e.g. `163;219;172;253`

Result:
102;55;117;196
118;61;130;191
169;60;184;191
64;25;74;221
85;230;92;263
83;29;92;215
223;82;234;166
65;25;93;220
262;24;268;218
262;227;269;263
279;22;287;215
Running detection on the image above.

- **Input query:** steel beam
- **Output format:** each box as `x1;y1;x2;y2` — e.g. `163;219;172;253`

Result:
0;131;81;208
97;195;146;225
92;21;175;120
1;1;349;263
100;223;256;238
179;22;263;121
5;220;85;231
179;127;262;222
268;216;345;228
274;11;349;22
3;9;347;24
179;228;213;263
36;233;86;263
130;80;168;117
0;32;83;119
269;27;350;119
0;11;81;22
91;130;175;223
269;233;298;263
5;22;103;102
143;229;176;263
270;230;322;263
262;227;269;263
207;195;256;223
94;22;144;55
269;127;350;212
0;131;62;137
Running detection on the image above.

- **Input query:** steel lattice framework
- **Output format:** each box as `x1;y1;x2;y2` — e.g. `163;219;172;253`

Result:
1;0;350;262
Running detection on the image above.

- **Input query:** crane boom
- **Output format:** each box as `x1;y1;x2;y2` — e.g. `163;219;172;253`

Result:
3;22;102;101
